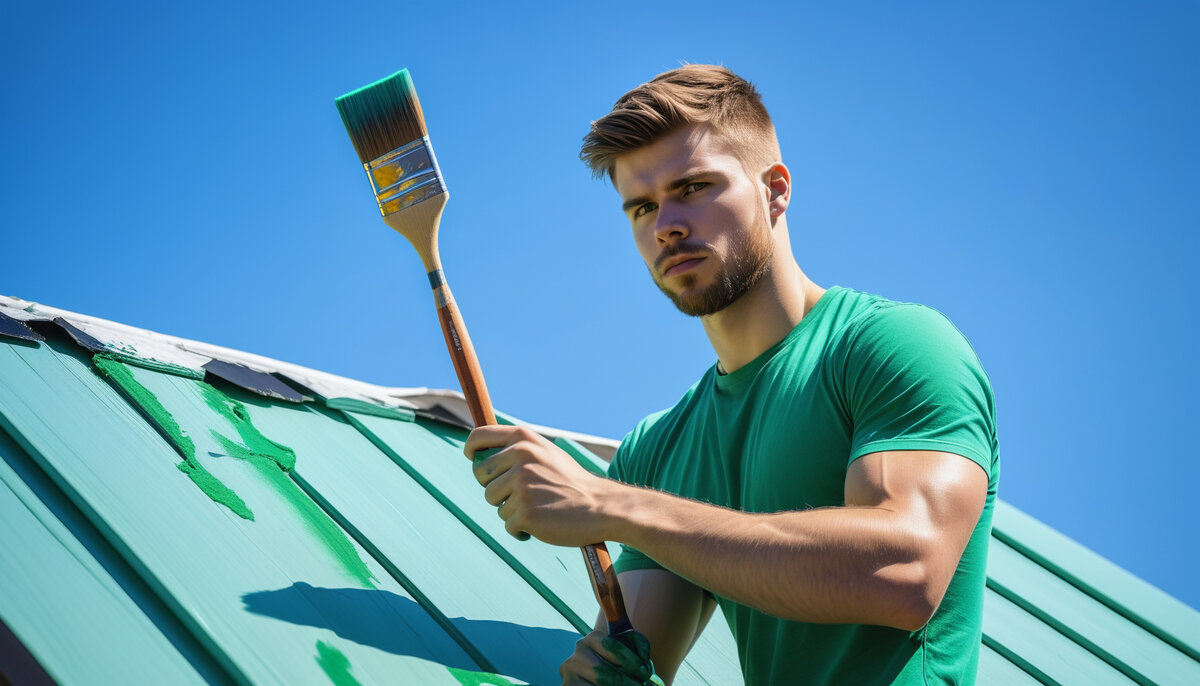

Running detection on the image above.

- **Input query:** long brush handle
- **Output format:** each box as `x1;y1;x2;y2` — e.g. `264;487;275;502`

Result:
582;541;633;636
431;275;497;426
430;273;632;635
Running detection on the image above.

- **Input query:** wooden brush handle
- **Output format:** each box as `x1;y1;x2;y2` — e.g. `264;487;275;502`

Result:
431;276;632;635
434;294;496;428
583;543;633;635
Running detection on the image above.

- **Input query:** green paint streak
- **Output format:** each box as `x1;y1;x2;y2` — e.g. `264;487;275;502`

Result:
94;355;192;455
200;383;296;472
446;666;520;686
201;384;375;588
175;460;254;520
315;641;362;686
93;355;253;520
109;351;206;379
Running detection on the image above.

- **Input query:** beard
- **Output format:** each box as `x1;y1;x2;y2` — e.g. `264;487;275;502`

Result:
651;226;774;317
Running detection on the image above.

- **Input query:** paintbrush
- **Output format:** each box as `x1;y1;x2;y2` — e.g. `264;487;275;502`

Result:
336;69;634;638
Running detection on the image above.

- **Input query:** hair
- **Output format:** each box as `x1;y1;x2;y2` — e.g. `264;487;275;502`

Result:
580;64;779;182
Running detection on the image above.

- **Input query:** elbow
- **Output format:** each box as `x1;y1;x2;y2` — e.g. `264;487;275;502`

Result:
890;587;938;632
881;562;948;632
882;527;961;631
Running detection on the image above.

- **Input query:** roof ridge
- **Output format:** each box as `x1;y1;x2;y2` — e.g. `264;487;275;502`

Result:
0;295;619;460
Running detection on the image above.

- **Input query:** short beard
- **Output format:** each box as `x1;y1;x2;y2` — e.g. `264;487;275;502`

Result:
652;229;774;317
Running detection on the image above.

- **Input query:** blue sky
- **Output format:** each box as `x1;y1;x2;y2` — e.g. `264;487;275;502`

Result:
3;2;1197;612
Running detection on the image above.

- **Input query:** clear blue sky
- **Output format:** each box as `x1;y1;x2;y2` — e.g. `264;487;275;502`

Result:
3;2;1197;611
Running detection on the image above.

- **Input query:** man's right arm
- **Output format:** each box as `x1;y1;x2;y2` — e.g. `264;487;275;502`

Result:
560;568;716;685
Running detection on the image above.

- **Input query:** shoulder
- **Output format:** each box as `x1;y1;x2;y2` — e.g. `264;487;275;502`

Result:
828;291;995;427
833;293;980;368
832;293;999;475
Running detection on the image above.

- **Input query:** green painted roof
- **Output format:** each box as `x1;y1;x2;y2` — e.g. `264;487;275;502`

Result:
1;297;1197;685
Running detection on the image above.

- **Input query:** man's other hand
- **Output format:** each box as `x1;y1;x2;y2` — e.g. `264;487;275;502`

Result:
560;629;664;686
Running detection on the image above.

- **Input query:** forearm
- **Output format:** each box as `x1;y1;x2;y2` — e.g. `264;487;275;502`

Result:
463;428;982;630
600;482;944;630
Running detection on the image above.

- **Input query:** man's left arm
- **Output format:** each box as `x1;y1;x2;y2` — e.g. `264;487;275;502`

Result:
467;426;986;631
598;447;988;631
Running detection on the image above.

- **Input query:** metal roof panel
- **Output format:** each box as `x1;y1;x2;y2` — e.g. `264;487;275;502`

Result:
2;300;1198;686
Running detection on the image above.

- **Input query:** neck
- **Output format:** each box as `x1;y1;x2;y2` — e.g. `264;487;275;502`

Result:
701;251;824;375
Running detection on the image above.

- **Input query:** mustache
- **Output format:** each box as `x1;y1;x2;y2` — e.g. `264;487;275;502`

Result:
654;242;709;271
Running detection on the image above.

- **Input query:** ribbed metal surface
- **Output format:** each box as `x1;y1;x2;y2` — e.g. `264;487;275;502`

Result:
2;329;1198;685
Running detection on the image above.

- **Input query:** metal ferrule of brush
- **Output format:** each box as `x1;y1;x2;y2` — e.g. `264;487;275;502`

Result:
365;136;446;216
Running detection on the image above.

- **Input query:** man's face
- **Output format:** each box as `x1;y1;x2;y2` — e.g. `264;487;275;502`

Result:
614;124;774;317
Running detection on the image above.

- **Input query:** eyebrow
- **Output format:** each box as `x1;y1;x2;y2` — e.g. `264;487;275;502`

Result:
621;174;706;213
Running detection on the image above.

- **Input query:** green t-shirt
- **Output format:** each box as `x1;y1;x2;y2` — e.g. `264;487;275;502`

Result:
609;287;999;686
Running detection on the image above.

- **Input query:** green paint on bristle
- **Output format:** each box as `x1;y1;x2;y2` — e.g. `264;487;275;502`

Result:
92;355;254;520
314;641;363;686
336;68;428;164
201;384;377;588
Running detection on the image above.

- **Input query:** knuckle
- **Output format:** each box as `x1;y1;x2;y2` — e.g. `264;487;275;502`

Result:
471;462;489;484
483;487;501;507
507;511;530;534
509;439;533;459
582;631;607;653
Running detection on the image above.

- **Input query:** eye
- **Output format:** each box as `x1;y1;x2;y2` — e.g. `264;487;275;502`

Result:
633;201;658;218
683;181;709;195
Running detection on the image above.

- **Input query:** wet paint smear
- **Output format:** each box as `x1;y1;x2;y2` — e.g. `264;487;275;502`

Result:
200;383;376;588
92;354;253;520
315;640;363;686
92;355;376;589
200;382;296;472
446;666;521;686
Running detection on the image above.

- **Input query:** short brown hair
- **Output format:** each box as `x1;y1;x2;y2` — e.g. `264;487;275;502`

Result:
580;64;779;181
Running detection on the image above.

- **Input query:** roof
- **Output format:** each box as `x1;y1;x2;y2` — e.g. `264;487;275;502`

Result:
1;294;1197;685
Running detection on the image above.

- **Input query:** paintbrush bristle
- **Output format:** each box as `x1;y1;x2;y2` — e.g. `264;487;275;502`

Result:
336;69;428;164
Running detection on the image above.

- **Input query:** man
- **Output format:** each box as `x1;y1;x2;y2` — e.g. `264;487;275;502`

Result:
465;65;999;685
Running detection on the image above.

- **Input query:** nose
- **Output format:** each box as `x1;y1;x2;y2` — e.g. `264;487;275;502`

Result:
654;205;689;245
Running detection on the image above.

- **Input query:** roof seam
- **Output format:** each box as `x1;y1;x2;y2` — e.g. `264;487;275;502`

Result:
285;462;499;675
992;525;1200;662
4;342;254;685
0;421;237;686
985;576;1153;685
339;410;591;635
979;631;1057;686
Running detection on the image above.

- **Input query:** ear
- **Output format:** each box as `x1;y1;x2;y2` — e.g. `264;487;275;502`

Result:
762;162;791;221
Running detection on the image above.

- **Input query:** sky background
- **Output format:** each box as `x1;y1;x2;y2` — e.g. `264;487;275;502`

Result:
3;2;1197;611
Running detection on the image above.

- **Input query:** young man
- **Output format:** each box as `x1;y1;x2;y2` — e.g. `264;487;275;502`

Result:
465;65;999;685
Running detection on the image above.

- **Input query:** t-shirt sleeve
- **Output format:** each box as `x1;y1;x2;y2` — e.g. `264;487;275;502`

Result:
606;430;668;574
837;303;997;476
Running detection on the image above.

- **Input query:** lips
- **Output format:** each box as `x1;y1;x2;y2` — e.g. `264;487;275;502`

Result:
664;257;705;276
658;251;706;277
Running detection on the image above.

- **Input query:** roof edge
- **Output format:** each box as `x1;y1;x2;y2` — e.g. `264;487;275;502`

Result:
0;295;619;460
